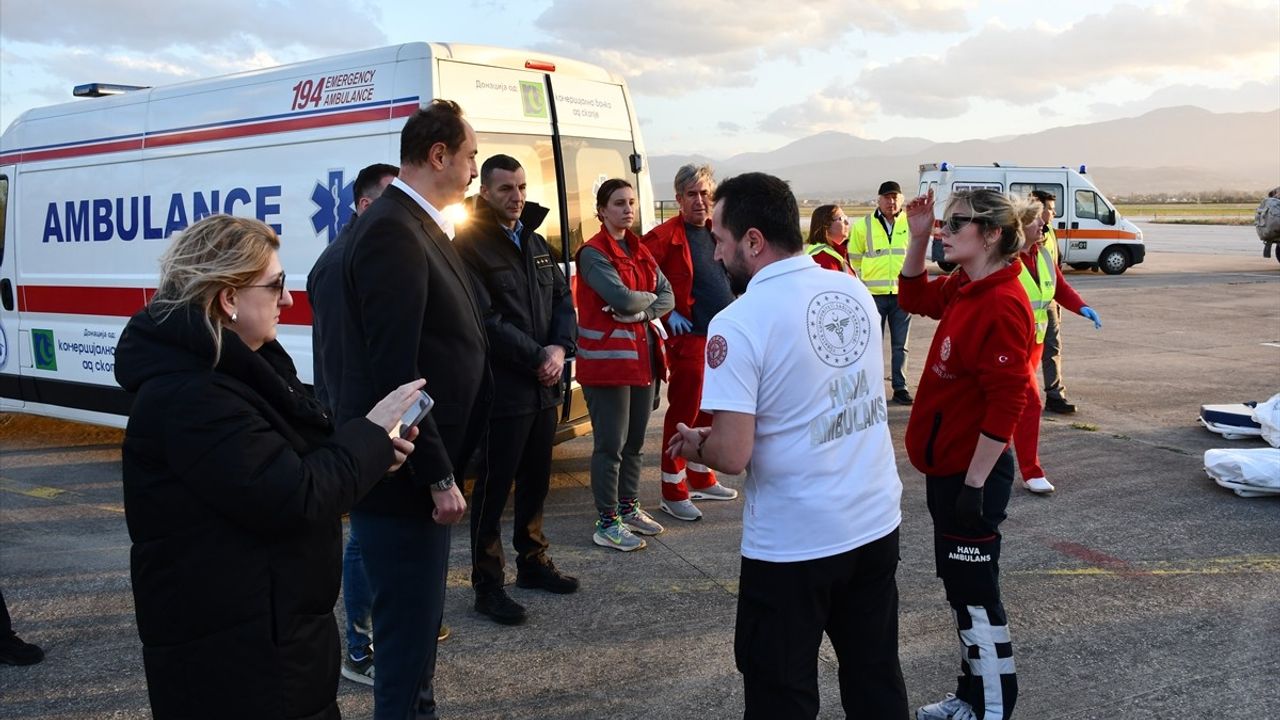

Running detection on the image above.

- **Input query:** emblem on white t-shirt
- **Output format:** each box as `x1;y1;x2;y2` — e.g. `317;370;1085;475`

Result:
707;334;729;369
806;292;872;368
940;336;952;361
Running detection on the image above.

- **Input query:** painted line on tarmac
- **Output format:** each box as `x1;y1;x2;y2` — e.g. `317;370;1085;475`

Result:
1018;552;1279;577
0;476;67;499
0;475;124;514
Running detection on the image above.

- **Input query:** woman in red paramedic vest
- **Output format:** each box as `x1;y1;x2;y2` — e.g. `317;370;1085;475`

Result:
574;179;674;552
898;188;1035;720
1013;201;1101;495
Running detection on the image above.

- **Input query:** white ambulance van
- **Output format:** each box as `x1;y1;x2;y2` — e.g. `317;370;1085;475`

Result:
917;163;1145;275
0;43;654;436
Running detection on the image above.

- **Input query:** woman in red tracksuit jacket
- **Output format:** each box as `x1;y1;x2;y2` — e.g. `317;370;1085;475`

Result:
898;188;1035;720
1014;202;1102;495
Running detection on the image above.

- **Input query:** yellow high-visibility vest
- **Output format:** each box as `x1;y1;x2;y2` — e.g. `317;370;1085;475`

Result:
805;242;849;271
849;212;909;294
1018;245;1057;344
1044;226;1060;266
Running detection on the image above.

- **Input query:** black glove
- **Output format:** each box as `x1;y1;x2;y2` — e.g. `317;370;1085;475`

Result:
955;485;985;531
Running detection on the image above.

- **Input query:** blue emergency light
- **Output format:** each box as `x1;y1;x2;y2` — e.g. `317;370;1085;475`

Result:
73;83;150;98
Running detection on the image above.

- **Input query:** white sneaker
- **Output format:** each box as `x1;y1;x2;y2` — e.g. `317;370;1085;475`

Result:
689;482;738;501
1023;476;1056;494
660;498;703;522
916;693;976;720
620;507;665;536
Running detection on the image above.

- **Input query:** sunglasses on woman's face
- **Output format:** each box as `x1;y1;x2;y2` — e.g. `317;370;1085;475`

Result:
943;215;978;235
246;273;287;299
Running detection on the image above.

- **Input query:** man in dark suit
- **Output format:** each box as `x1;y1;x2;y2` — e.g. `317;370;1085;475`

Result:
339;99;488;720
456;155;579;627
309;162;437;687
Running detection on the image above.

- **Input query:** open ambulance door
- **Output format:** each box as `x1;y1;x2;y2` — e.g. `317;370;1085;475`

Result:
0;169;23;413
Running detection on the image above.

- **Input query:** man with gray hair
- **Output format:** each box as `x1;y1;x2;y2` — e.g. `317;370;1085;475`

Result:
643;164;739;522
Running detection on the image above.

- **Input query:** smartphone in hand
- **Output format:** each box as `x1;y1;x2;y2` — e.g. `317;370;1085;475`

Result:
391;390;434;439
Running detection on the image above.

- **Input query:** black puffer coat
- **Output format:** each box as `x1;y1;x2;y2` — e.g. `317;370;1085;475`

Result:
115;303;392;720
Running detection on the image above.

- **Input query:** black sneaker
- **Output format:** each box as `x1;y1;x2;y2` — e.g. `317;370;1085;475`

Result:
475;589;527;626
1045;397;1077;414
892;389;914;406
340;652;374;686
0;633;44;666
516;561;580;595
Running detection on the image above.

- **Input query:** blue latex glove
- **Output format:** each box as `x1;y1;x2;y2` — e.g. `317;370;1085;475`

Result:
1080;306;1102;329
668;310;693;336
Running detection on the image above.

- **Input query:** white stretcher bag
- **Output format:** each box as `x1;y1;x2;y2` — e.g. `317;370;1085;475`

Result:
1204;448;1280;497
1250;394;1280;448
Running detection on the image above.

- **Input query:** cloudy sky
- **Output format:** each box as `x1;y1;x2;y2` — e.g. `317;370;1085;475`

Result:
2;0;1277;158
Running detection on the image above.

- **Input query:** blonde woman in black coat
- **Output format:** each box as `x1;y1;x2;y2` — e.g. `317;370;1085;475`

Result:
115;215;424;720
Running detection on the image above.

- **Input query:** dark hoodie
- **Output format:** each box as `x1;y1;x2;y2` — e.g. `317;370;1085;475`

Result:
115;303;391;720
455;197;577;418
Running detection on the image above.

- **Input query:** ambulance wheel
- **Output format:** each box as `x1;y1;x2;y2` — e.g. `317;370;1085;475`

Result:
1069;262;1092;271
936;261;957;273
1098;246;1130;275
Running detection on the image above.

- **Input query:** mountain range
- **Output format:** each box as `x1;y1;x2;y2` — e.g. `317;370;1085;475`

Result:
648;106;1280;200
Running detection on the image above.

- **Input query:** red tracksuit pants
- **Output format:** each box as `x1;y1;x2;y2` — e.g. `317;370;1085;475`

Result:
660;333;717;501
1012;343;1046;481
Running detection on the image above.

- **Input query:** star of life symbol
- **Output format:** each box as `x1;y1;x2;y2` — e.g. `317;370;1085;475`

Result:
310;170;356;243
807;292;871;368
941;336;952;361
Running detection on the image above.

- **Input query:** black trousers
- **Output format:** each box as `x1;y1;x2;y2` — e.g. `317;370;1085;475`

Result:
351;407;488;720
470;407;557;592
735;529;908;720
925;450;1018;720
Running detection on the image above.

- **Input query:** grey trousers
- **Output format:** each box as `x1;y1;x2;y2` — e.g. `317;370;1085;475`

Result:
1041;302;1066;401
873;293;912;392
583;383;655;515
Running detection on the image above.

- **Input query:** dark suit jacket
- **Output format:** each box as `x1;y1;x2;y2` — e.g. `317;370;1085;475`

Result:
340;184;492;515
305;215;356;414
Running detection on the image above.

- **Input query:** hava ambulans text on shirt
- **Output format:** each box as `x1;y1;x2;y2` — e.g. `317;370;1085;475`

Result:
42;187;283;243
805;291;888;447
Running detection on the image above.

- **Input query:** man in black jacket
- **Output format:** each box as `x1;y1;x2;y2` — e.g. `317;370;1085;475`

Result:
456;155;579;626
339;99;489;720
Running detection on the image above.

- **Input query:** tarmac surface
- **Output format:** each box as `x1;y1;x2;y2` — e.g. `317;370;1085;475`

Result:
1;223;1278;719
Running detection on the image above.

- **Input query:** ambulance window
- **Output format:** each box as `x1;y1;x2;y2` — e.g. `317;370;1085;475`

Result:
0;176;7;265
953;182;1002;193
1075;189;1099;220
1009;182;1065;218
467;133;562;256
560;137;641;262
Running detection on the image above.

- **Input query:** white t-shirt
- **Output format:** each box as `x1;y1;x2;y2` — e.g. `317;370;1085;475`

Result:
701;255;902;563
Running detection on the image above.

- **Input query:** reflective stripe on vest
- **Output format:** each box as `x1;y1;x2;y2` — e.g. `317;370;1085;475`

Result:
1017;245;1057;344
806;242;848;270
577;348;640;360
858;214;907;294
578;326;637;341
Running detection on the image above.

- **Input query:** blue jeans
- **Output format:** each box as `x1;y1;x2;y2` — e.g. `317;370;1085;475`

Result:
342;530;373;657
873;293;911;392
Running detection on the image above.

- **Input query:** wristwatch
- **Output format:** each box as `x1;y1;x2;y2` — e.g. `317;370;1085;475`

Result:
431;474;456;492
